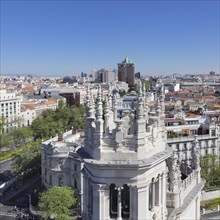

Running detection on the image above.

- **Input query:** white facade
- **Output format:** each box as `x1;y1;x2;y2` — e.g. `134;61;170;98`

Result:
0;89;21;131
20;108;37;127
166;122;219;162
41;82;205;220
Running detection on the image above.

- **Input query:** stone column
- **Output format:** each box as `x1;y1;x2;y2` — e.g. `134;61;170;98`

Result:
161;172;167;219
158;175;162;206
92;184;106;220
129;186;134;219
152;180;156;209
196;195;201;220
130;186;138;219
137;185;148;220
117;187;122;220
145;184;150;220
105;185;110;220
155;178;159;206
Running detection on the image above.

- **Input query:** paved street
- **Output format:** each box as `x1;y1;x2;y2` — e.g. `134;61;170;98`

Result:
0;158;13;174
201;210;220;220
0;175;41;220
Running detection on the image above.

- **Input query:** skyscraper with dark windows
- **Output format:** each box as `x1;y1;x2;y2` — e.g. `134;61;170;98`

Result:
118;57;135;87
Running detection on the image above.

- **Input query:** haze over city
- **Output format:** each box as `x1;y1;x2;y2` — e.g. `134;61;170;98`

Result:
1;0;219;76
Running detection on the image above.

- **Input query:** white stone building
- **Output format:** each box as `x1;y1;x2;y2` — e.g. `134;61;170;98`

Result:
41;82;205;220
165;117;219;162
0;89;21;131
20;107;37;127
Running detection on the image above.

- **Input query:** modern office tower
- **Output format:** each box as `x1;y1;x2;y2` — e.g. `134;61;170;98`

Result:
135;72;141;79
118;57;135;87
95;68;115;83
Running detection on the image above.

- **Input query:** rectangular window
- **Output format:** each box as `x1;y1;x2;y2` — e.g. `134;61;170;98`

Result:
74;179;77;189
211;130;216;136
176;144;179;151
74;164;77;171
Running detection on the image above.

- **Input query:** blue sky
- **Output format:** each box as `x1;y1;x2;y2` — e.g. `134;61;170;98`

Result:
1;0;219;76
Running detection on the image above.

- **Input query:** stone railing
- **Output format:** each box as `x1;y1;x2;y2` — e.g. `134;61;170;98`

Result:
181;170;197;189
181;170;197;199
167;134;217;143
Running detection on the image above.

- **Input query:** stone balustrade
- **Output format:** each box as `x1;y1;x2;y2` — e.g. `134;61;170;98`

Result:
181;170;198;199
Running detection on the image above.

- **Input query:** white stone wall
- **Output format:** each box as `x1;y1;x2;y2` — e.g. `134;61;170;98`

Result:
0;89;21;130
20;108;36;126
201;190;220;201
180;197;198;220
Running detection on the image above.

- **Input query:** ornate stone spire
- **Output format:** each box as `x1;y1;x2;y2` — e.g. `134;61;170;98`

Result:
85;85;91;117
104;96;110;134
96;85;103;120
108;84;112;110
138;80;142;97
88;94;95;118
155;97;161;126
137;96;144;119
142;82;146;94
156;97;161;116
136;80;144;119
160;83;165;116
113;93;117;121
140;81;145;105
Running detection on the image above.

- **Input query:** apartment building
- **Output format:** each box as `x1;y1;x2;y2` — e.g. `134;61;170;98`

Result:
165;116;219;163
0;89;21;131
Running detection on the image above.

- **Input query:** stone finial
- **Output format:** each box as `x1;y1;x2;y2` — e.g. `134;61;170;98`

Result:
85;85;91;112
137;97;144;119
104;96;110;134
156;97;161;117
108;85;112;110
113;94;117;120
161;83;164;94
138;80;142;96
160;83;165;116
142;82;146;94
96;85;103;120
88;93;95;118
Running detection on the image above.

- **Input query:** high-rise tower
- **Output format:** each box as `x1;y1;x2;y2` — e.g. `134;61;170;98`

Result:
118;57;135;87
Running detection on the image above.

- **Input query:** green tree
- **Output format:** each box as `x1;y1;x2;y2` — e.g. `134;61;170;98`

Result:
58;99;66;109
0;116;6;133
31;105;85;140
200;154;220;190
0;133;12;151
9;127;33;147
12;140;41;177
39;186;76;220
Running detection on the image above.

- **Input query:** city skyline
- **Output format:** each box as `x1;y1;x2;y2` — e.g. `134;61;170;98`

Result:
1;0;219;76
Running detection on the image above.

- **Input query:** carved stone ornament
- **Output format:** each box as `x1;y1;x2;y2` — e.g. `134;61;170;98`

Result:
115;130;123;144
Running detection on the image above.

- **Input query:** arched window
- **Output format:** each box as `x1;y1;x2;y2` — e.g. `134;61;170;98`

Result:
110;184;118;218
121;184;130;218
